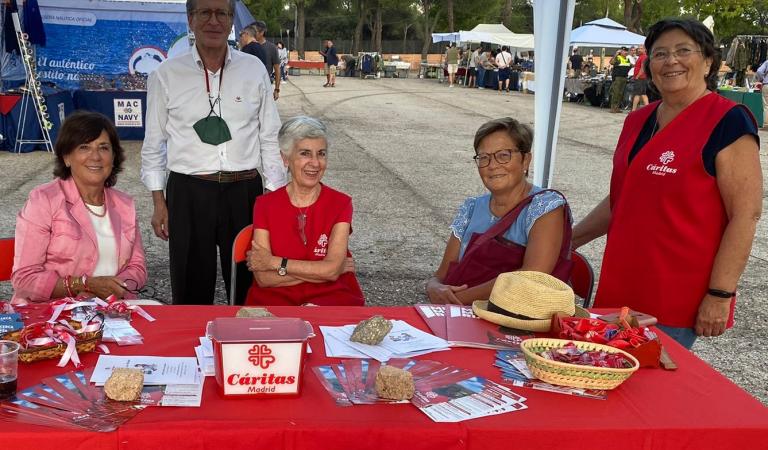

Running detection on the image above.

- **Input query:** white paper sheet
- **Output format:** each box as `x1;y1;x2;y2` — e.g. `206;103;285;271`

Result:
194;346;215;377
90;355;200;386
320;321;450;362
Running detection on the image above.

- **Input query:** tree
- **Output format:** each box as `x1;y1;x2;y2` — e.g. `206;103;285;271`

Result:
623;0;641;33
446;0;455;32
419;0;441;60
374;2;383;54
296;0;307;58
402;22;413;53
353;0;367;54
501;0;513;27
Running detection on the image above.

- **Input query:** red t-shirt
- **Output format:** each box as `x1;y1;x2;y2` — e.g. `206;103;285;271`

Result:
634;54;647;79
245;184;365;306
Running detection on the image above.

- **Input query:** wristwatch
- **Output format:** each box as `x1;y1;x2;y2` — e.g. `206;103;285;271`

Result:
278;257;288;276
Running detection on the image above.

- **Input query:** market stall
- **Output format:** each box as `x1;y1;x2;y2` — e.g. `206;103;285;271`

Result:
718;89;764;125
2;304;767;449
0;90;73;152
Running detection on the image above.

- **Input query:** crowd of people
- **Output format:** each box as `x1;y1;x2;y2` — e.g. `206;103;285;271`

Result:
442;43;533;92
5;1;764;351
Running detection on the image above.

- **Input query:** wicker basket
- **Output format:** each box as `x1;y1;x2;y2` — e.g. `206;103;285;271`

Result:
1;321;103;364
521;338;640;390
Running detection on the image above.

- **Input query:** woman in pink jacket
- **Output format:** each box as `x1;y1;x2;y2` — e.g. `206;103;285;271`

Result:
12;111;147;303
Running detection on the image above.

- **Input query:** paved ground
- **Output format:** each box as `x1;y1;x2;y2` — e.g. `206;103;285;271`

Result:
0;74;766;404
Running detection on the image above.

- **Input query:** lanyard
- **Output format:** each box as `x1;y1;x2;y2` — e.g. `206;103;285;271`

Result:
203;59;224;116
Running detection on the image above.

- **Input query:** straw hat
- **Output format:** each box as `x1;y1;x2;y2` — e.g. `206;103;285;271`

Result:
472;271;588;332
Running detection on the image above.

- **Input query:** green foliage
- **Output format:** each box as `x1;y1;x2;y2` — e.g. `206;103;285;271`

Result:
243;0;768;45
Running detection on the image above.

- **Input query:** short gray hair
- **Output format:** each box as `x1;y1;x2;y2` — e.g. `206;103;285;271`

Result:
278;116;328;157
186;0;236;15
241;25;258;39
250;20;267;34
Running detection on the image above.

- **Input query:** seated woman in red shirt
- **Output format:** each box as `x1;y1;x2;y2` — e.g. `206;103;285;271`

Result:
245;116;365;306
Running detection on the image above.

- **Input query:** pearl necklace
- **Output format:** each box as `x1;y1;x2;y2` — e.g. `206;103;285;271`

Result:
83;196;107;218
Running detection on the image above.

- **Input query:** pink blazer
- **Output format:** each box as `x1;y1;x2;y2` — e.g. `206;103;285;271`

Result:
12;178;147;303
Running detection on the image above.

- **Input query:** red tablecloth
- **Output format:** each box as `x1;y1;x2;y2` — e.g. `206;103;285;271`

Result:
3;305;767;449
288;60;325;70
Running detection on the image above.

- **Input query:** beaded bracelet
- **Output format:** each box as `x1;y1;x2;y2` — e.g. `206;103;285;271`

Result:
64;275;74;297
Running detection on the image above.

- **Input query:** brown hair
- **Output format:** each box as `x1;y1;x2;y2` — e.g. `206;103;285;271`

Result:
473;117;533;154
53;111;125;187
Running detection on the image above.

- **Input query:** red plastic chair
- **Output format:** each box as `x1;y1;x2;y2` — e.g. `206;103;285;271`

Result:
229;225;254;306
570;250;595;308
0;237;14;282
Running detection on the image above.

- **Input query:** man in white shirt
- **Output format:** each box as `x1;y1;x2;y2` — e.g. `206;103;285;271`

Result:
757;58;768;128
495;46;513;93
141;0;287;305
627;46;638;78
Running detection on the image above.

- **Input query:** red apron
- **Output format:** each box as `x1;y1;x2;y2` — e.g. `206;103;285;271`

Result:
594;93;745;328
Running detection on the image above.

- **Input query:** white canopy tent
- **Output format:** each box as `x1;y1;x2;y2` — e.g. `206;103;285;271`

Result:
570;17;645;48
431;24;534;50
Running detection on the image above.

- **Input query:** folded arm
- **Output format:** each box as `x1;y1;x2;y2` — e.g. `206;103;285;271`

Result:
249;223;352;287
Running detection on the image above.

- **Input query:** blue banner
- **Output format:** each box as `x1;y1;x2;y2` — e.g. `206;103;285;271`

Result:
35;1;190;89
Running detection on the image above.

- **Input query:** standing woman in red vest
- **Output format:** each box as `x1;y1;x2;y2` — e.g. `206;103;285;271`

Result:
573;19;763;349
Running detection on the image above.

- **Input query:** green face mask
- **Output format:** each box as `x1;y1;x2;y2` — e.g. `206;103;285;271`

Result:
195;60;232;146
193;113;232;146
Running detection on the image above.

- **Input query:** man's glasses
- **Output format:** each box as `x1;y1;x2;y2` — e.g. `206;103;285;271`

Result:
650;47;702;62
192;9;233;22
473;148;524;168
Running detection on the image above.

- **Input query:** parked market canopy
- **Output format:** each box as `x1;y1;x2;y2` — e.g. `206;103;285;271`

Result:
569;18;645;48
432;24;534;50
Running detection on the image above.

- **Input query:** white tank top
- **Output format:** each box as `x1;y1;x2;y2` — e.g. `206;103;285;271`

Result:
86;204;118;277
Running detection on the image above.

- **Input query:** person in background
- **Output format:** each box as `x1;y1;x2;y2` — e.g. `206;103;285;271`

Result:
238;25;267;70
476;47;490;89
320;40;339;87
627;46;638;76
250;20;281;100
276;41;289;82
573;19;762;349
609;46;632;113
467;46;480;88
12;111;147;303
631;45;649;111
246;116;364;306
142;0;286;306
569;48;583;78
445;43;459;88
756;57;768;128
426;117;572;305
495;46;513;93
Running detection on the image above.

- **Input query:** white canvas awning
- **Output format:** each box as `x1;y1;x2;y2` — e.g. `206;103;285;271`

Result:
432;23;534;50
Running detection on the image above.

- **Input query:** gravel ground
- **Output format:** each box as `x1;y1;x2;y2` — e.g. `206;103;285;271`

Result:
0;74;765;404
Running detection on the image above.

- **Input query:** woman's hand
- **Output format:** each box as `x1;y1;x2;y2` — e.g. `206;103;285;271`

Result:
343;257;356;274
426;278;467;305
246;241;276;272
83;276;127;299
695;295;731;337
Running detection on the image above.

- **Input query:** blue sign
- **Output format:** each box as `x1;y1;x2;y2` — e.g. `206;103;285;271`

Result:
34;1;190;89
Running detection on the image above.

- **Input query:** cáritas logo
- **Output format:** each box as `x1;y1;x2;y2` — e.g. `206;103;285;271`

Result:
248;344;276;369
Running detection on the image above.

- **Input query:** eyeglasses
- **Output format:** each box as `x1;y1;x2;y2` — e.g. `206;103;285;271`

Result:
124;278;159;300
472;148;524;168
649;47;702;62
192;8;233;22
